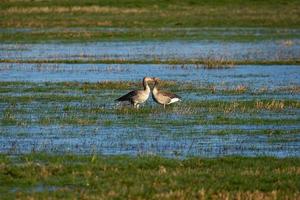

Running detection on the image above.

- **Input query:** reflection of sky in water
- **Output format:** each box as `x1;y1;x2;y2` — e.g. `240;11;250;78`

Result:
0;64;299;90
1;125;300;158
1;40;299;61
1;39;300;158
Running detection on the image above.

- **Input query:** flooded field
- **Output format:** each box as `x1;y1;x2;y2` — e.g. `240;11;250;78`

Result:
2;1;300;198
1;40;299;62
1;40;300;158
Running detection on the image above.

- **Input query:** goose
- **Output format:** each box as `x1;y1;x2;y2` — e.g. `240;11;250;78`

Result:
115;77;153;108
152;77;181;108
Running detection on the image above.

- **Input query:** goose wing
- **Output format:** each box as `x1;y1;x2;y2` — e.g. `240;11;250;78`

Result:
155;91;181;105
115;90;138;101
160;91;181;99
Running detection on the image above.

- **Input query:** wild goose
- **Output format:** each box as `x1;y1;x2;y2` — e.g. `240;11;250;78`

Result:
152;77;181;108
115;77;153;108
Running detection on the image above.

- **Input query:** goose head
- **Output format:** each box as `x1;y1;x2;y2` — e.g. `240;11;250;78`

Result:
143;77;154;83
152;77;160;83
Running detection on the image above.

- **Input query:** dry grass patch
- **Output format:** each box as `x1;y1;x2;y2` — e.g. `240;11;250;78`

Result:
223;102;245;113
203;57;235;69
273;167;300;175
4;6;148;14
255;100;285;111
234;85;248;93
240;169;262;177
210;191;295;200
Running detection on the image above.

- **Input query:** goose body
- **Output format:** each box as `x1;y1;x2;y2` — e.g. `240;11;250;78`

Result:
115;77;153;108
152;77;181;108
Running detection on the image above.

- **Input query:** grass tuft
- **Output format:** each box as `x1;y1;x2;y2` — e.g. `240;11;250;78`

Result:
0;154;299;199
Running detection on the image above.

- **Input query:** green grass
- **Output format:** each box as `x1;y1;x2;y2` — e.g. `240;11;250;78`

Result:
0;81;299;128
1;80;300;97
1;27;299;42
0;154;299;199
0;0;299;42
1;0;299;28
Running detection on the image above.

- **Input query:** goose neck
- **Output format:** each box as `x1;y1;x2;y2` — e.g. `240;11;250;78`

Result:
153;81;159;94
143;80;150;92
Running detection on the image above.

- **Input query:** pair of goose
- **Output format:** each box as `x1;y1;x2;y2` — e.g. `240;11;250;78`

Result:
116;77;181;108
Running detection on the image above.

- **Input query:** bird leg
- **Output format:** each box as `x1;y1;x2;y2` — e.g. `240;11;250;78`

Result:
133;102;139;109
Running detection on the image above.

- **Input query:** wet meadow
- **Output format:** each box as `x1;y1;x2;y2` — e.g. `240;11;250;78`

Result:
0;0;300;199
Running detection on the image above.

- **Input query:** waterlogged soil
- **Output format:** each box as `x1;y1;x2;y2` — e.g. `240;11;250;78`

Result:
1;125;300;157
0;64;299;157
0;39;300;158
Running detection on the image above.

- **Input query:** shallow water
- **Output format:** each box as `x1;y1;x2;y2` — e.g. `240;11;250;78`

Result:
1;125;300;157
0;40;300;158
1;64;299;90
1;40;299;61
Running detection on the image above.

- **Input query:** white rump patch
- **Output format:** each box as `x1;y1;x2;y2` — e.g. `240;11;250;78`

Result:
169;98;180;104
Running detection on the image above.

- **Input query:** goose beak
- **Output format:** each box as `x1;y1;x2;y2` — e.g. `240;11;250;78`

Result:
152;77;159;82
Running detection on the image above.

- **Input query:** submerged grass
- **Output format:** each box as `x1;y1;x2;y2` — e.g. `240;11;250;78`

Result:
207;129;300;135
1;81;300;95
0;81;299;130
0;154;299;199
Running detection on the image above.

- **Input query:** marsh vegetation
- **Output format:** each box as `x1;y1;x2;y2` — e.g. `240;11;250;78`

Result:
1;0;300;199
0;155;300;199
0;77;299;157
